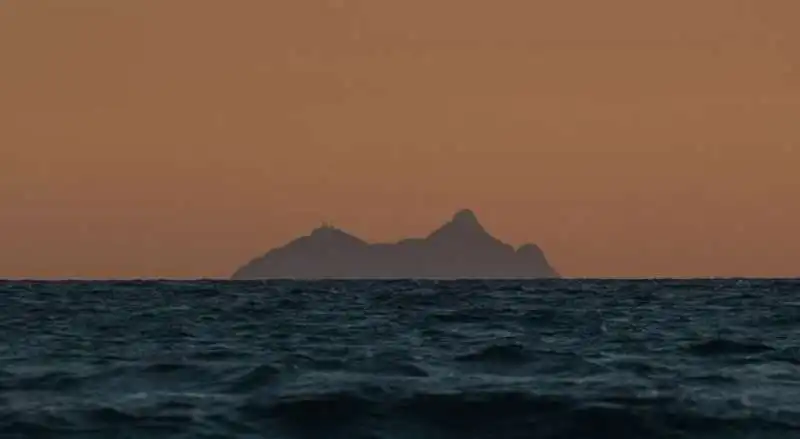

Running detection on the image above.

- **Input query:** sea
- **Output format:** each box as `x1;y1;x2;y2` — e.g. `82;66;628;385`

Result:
1;279;799;439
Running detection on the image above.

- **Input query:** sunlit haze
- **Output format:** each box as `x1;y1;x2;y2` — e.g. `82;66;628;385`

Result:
2;1;799;279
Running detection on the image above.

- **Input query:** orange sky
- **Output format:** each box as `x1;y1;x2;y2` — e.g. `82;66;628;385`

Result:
2;0;799;279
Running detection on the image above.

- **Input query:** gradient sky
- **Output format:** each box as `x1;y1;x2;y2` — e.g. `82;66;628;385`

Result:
2;1;799;279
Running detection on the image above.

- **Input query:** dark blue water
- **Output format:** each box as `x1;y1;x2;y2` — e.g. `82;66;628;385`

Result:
1;279;799;438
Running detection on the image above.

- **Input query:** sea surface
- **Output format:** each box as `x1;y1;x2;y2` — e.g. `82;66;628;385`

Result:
1;279;799;439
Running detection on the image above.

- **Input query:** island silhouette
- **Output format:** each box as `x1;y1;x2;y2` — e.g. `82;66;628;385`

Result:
232;209;559;279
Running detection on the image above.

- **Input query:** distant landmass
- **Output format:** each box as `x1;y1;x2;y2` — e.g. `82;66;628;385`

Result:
231;209;560;280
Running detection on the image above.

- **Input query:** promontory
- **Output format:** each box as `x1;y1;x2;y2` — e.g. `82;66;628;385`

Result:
231;209;559;280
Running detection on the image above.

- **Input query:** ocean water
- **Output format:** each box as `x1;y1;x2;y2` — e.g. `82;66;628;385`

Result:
1;280;799;439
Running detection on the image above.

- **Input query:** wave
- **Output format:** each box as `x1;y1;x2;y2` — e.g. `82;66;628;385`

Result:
456;343;532;364
243;388;800;439
225;364;282;392
4;279;800;438
4;393;796;439
686;339;775;356
6;372;798;438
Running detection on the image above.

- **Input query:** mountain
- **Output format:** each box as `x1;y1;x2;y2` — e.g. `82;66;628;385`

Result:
231;209;559;279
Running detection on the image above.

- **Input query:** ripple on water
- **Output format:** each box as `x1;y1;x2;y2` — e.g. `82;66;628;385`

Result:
1;279;799;438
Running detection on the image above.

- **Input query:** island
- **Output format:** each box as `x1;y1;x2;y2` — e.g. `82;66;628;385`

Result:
231;209;560;279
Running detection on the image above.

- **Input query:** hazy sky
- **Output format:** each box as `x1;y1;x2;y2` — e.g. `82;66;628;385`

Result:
2;1;799;279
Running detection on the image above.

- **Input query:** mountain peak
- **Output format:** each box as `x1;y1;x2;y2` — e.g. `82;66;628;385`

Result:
309;224;366;246
426;208;487;241
452;209;480;225
447;209;486;234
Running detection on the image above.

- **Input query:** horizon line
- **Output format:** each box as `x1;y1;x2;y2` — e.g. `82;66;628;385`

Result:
1;276;798;282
